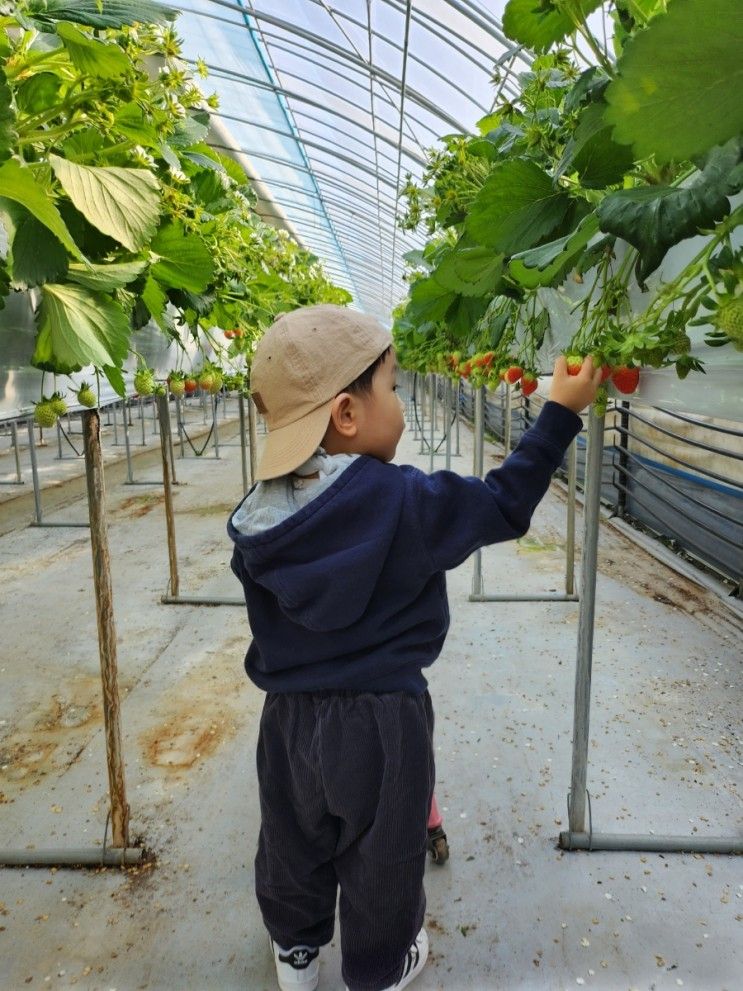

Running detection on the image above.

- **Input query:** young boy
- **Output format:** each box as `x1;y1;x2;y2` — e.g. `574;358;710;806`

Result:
227;304;601;991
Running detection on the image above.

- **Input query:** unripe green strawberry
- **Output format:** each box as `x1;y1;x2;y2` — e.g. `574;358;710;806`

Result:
714;297;743;344
208;373;223;394
34;401;58;428
670;332;691;354
168;376;186;397
77;383;96;408
134;368;155;396
50;391;67;417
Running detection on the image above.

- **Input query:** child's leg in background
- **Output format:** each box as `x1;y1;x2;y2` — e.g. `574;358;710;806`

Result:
426;792;449;865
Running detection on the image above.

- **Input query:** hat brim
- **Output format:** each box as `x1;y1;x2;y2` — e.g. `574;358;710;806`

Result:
254;397;334;481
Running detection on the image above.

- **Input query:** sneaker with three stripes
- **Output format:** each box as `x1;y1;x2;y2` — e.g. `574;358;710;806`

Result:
345;928;428;991
270;937;320;991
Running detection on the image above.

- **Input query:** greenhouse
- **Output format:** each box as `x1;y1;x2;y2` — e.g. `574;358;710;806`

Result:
0;1;741;989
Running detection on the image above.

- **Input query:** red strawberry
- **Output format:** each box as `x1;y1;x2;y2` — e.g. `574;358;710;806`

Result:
505;365;523;384
611;364;640;394
482;351;494;367
565;354;584;376
600;364;612;382
184;377;198;395
520;372;538;396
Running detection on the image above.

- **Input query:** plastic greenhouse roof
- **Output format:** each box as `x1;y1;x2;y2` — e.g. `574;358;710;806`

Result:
176;0;533;324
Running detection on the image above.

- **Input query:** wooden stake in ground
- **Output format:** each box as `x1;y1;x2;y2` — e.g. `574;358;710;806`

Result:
82;409;130;849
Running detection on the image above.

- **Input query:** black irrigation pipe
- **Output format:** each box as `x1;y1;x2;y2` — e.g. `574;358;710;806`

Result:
614;423;743;490
623;405;743;462
611;472;742;553
57;419;83;458
611;447;743;531
176;412;216;457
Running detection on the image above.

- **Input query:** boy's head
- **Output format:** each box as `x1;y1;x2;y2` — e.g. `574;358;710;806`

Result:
251;304;403;481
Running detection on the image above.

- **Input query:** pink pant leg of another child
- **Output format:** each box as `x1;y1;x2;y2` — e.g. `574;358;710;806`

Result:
427;792;442;830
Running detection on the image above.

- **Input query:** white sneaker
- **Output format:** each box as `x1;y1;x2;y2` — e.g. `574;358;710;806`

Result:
270;937;320;991
345;928;429;991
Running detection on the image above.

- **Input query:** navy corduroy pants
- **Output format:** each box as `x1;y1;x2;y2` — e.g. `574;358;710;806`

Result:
255;689;435;991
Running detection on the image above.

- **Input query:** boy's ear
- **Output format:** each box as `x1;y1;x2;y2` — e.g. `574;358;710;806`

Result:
328;392;358;438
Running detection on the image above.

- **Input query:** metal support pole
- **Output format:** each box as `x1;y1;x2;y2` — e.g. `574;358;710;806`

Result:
111;401;119;446
56;418;63;460
0;421;24;484
559;831;743;854
157;394;180;600
27;419;42;525
419;375;427;454
445;378;452;471
238;394;249;494
565;440;577;597
568;410;605;834
471;386;485;597
211;394;220;458
455;381;461;456
175;395;186;457
139;397;146;446
81;409;130;849
617;400;630;518
504;385;512;453
428;373;435;473
248;395;258;485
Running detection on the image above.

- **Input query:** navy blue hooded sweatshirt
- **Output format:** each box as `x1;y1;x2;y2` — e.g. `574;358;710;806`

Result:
227;400;582;695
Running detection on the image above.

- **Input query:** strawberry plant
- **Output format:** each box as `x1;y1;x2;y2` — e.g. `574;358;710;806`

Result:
393;1;742;411
0;2;350;407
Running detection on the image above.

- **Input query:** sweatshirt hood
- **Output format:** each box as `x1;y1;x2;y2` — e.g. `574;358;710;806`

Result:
227;457;405;632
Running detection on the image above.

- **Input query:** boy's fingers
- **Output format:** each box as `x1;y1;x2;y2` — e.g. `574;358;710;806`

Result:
554;355;567;376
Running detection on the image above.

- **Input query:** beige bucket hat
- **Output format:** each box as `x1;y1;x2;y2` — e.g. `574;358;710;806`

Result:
250;304;392;481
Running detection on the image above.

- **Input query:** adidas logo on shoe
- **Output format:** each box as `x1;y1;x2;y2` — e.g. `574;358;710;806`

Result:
278;947;317;970
271;938;320;990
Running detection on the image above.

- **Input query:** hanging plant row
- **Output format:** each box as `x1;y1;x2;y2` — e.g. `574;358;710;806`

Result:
0;0;351;427
392;0;743;412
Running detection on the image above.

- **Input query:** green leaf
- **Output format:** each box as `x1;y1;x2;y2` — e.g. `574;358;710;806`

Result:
56;22;130;78
465;158;574;254
597;139;743;280
509;212;600;288
103;364;126;398
141;273;171;333
563;67;608;113
0;158;82;258
557;101;635;188
0;69;13;163
405;276;456;327
49;154;161;252
25;0;176;29
169;112;210;149
503;0;604;52
0;200;68;288
605;0;743;165
185;143;249;186
445;294;490;341
150;221;214;293
113;103;159;147
67;259;146;291
33;283;130;373
432;242;505;297
15;72;62;114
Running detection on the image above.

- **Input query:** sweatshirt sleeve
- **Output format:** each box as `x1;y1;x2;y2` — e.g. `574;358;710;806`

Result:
405;400;582;573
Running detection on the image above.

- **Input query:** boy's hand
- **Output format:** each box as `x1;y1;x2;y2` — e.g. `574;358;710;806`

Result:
548;355;602;414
